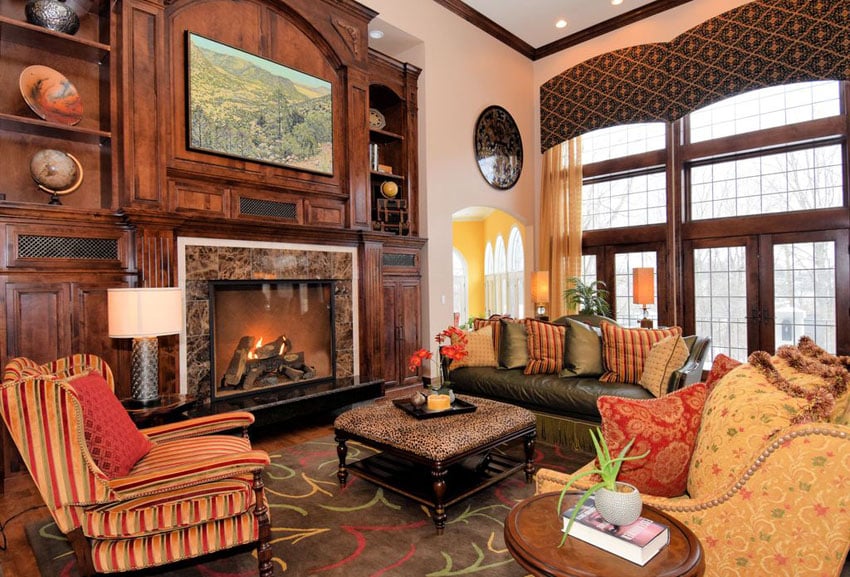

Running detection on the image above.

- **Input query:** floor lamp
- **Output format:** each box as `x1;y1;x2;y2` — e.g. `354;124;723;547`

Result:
633;268;655;329
108;287;183;406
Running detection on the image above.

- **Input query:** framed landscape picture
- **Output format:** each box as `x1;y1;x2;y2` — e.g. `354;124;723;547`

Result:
187;33;333;175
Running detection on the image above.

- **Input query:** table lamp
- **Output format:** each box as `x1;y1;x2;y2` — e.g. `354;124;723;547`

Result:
632;268;655;328
531;271;550;320
107;287;183;406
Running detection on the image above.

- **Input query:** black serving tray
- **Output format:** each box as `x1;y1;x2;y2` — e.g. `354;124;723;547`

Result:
393;397;477;419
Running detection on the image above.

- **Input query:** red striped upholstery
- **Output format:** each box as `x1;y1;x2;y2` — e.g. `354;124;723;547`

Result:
599;322;682;384
523;318;565;374
0;355;272;576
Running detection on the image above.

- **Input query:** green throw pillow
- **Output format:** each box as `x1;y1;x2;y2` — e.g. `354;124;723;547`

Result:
499;320;528;369
559;318;604;377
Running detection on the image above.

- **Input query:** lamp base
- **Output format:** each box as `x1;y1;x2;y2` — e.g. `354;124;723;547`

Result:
131;336;161;405
639;317;654;329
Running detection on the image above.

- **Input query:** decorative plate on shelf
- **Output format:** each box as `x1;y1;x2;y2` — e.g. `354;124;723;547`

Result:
19;65;83;126
369;108;386;130
474;105;523;189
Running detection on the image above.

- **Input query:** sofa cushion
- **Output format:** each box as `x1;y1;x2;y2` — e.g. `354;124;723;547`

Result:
524;319;565;375
450;325;497;370
599;323;682;385
687;359;814;499
598;383;707;497
68;372;152;478
499;319;528;369
638;334;689;397
449;366;652;420
560;319;604;377
473;316;511;361
703;353;742;393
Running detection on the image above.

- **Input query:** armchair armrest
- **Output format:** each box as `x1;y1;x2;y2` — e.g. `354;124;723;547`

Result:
141;412;255;442
106;449;271;500
537;423;850;577
666;335;710;393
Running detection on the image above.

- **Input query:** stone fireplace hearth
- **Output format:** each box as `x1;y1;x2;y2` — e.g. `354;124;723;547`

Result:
178;238;357;401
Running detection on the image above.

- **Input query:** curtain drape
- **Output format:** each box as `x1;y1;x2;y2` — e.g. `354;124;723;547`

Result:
539;138;582;319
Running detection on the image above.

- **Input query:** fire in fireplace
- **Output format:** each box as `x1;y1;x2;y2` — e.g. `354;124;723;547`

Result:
209;280;335;401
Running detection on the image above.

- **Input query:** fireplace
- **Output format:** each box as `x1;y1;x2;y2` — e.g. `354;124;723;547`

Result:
179;237;357;402
209;279;335;401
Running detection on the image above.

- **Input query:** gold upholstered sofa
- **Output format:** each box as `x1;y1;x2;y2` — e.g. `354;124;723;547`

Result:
535;339;850;577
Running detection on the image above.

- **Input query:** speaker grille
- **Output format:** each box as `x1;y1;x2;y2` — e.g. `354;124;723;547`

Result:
240;197;298;219
383;253;416;268
18;235;119;260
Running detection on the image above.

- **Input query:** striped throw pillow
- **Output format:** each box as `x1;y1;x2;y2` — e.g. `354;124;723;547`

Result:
524;319;566;374
599;322;682;384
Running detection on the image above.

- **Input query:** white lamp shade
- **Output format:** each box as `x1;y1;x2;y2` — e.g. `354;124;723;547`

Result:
632;268;655;306
108;287;183;338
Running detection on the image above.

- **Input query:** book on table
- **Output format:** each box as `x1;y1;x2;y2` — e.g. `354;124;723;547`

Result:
561;496;669;566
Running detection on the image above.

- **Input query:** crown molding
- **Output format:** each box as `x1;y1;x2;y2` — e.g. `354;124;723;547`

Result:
432;0;696;61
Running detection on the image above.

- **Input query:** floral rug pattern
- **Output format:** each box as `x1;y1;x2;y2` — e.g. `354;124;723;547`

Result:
27;435;585;576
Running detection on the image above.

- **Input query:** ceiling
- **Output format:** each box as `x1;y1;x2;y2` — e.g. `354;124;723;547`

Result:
460;0;658;49
368;0;693;60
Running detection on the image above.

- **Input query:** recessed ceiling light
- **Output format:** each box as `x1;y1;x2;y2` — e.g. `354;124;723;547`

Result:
369;29;384;39
611;0;623;5
555;19;567;29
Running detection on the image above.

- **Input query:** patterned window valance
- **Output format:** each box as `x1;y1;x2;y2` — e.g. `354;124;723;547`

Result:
540;0;850;152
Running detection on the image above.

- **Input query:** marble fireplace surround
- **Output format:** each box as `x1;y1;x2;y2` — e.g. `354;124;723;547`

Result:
177;237;358;399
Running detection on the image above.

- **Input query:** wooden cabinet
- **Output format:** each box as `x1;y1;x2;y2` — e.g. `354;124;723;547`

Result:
368;50;420;237
382;274;421;389
0;0;113;209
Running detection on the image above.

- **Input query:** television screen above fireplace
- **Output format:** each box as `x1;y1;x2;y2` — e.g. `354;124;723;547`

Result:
209;279;336;401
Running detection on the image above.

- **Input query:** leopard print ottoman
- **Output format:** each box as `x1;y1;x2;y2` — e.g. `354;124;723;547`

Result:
334;394;536;533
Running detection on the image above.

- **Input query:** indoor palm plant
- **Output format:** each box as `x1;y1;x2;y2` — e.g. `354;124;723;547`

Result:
557;427;649;544
563;277;611;317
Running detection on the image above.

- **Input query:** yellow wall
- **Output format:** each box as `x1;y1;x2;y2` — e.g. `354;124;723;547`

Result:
453;210;526;320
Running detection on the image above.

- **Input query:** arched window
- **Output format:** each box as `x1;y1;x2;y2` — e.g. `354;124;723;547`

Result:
506;227;525;318
484;242;494;316
494;235;507;315
452;249;469;327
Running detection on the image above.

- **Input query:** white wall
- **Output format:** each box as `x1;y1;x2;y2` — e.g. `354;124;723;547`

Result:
362;0;535;344
363;0;752;342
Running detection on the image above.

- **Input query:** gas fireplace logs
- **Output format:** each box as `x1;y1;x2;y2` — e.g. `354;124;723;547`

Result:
222;335;316;390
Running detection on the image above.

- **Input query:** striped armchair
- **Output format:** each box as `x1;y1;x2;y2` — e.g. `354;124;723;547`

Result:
1;355;273;576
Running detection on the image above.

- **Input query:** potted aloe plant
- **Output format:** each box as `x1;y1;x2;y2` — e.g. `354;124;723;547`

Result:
557;427;649;545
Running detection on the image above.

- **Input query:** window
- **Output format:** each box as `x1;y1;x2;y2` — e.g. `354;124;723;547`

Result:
582;123;666;163
690;144;843;220
484;242;494;316
689;81;841;143
494;235;507;314
452;249;469;327
583;172;667;230
773;241;836;352
614;252;657;327
506;227;525;318
692;245;750;363
579;80;849;355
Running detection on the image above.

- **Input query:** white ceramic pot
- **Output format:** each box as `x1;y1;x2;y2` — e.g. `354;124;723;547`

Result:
594;482;642;526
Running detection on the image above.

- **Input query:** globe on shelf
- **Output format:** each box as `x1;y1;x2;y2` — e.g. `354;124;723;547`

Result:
29;149;84;205
380;180;399;199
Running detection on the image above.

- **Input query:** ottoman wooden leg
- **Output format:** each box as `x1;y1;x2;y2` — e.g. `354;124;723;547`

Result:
431;465;448;534
523;433;536;483
335;435;349;486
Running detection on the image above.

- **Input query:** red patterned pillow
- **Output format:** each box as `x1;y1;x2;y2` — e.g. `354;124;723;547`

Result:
598;383;707;497
704;353;742;393
523;318;565;375
68;372;152;478
599;322;682;384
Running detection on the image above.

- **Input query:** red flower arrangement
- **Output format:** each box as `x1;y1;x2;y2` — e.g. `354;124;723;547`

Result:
408;326;469;385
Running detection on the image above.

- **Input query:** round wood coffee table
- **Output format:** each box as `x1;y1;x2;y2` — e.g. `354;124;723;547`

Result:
505;492;704;577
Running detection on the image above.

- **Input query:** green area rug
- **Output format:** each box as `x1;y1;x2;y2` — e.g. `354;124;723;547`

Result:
26;434;587;576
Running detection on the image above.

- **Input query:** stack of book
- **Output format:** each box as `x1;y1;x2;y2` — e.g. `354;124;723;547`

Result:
561;497;669;566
